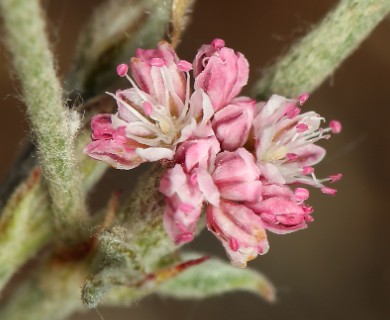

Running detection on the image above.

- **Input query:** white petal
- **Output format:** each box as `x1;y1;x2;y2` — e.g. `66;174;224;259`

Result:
135;147;174;161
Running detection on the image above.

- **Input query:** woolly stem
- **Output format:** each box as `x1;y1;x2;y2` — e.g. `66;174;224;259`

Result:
0;132;106;293
81;164;176;308
0;0;87;230
0;166;169;319
252;0;390;98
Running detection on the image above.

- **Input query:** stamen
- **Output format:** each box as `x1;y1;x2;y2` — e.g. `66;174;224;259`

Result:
116;64;128;77
305;172;325;188
302;166;314;175
125;74;150;101
211;38;225;49
328;173;343;183
295;188;309;201
159;66;187;123
296;123;309;133
286;106;301;119
321;187;337;195
125;132;163;146
177;60;193;72
159;66;174;111
298;93;309;105
177;71;191;122
107;92;157;130
329;120;342;134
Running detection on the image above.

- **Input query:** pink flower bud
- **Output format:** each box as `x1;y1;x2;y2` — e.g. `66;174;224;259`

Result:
160;165;204;245
212;97;256;151
207;201;269;267
130;41;186;104
193;40;249;110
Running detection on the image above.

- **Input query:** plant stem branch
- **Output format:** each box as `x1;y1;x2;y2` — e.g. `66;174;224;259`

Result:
252;0;390;98
0;0;87;230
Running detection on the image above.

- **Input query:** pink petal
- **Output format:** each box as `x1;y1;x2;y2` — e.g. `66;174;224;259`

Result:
83;139;143;170
258;163;286;185
194;43;249;110
212;97;256;150
196;168;220;206
218;180;262;203
160;165;204;244
187;89;215;129
212;148;260;185
130;41;186;104
207;202;269;267
174;136;220;173
252;197;308;234
90;114;115;140
293;144;326;167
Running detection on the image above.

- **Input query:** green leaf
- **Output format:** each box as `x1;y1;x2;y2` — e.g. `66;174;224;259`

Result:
157;252;276;302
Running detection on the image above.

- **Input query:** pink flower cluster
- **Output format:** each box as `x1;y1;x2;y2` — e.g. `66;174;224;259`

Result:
85;39;342;267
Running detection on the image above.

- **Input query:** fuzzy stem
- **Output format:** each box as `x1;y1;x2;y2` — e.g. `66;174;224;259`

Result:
0;0;87;229
252;0;390;98
0;166;169;319
0;132;106;292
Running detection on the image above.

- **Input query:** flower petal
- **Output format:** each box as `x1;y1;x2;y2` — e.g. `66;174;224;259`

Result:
135;147;174;162
160;165;204;244
194;41;249;110
207;201;269;267
212;97;256;150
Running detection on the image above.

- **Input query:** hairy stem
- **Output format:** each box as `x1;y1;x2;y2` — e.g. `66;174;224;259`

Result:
0;0;87;230
0;132;106;292
252;0;390;98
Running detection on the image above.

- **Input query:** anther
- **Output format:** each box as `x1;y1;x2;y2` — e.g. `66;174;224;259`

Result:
211;38;225;49
116;64;128;77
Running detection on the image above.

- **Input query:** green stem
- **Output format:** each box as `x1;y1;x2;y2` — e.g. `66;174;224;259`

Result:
0;133;106;292
252;0;390;98
0;0;87;229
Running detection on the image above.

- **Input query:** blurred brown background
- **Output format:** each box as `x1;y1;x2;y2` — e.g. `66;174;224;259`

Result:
1;0;390;319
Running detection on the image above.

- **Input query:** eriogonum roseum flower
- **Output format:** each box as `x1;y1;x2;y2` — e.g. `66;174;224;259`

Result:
245;183;313;235
159;136;220;244
85;39;342;269
84;41;214;169
194;38;249;110
161;146;313;267
253;94;342;195
204;148;268;267
194;39;256;151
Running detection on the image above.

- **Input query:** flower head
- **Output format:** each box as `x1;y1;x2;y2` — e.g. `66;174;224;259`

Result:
85;39;342;268
84;41;214;169
253;94;342;194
